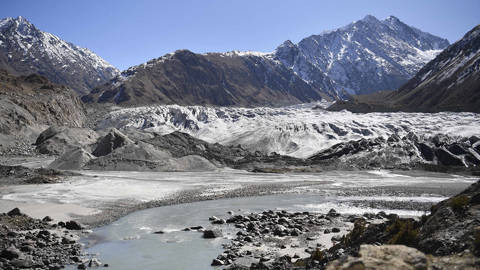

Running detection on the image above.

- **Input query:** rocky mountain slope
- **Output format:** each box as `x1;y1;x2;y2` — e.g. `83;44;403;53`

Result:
85;15;447;106
0;69;86;136
0;16;119;95
83;50;330;106
275;15;449;95
329;24;480;113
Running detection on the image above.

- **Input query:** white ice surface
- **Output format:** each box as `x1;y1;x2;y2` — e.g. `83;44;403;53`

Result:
98;103;480;158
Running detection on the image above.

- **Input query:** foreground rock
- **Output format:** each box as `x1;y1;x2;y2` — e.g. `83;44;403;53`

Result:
418;180;480;255
326;245;480;270
0;208;94;270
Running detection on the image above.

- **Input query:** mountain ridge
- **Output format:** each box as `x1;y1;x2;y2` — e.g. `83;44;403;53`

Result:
274;14;449;95
0;16;119;95
85;15;449;106
83;49;330;106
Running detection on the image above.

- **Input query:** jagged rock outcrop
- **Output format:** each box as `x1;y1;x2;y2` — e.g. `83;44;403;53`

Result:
0;16;119;95
307;134;480;170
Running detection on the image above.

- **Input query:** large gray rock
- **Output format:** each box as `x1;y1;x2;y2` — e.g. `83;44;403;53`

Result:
48;147;94;170
35;126;99;155
326;245;480;270
92;128;134;157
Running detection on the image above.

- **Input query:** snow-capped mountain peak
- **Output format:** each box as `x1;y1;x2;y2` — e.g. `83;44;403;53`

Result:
274;15;450;95
0;16;119;95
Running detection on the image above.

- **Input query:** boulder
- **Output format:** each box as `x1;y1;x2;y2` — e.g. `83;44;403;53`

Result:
418;181;480;255
0;246;22;260
7;208;22;217
65;220;83;230
203;229;222;239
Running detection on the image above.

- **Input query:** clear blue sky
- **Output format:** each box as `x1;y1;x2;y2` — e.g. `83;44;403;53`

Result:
2;0;479;70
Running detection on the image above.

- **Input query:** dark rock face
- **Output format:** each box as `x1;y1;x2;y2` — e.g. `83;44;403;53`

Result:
418;143;435;161
92;128;133;157
435;148;465;166
0;17;119;95
144;131;304;171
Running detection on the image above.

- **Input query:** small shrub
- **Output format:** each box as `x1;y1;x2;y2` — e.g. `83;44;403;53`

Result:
293;259;307;267
342;219;367;246
474;227;480;255
310;249;324;261
449;194;470;212
386;218;419;246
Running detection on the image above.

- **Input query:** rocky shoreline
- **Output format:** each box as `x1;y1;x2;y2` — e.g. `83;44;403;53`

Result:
0;208;106;270
204;180;480;269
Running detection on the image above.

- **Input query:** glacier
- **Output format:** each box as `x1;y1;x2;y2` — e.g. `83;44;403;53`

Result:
97;103;480;159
